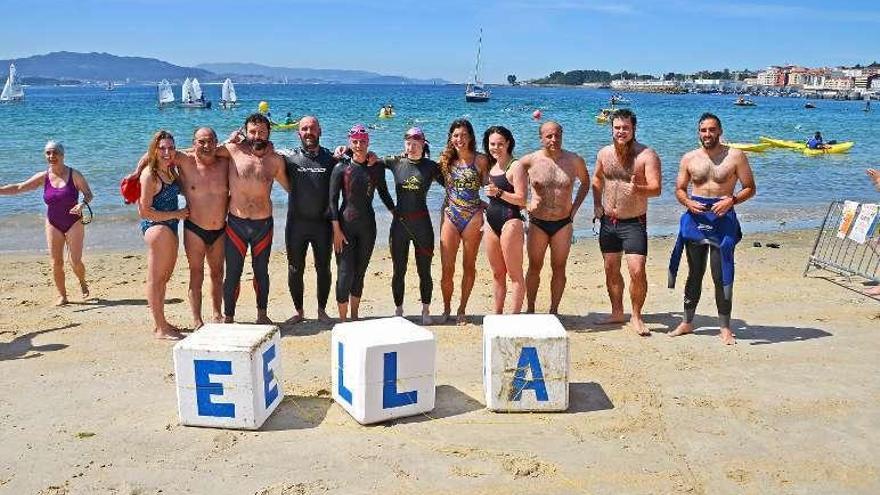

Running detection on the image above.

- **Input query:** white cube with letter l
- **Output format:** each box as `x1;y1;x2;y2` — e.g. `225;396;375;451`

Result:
483;314;569;412
331;317;435;424
173;323;283;430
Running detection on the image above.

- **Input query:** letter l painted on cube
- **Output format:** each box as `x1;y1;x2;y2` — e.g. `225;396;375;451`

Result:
337;342;353;404
383;351;418;409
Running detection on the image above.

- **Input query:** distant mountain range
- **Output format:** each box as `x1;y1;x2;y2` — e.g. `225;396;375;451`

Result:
0;51;449;85
196;62;448;85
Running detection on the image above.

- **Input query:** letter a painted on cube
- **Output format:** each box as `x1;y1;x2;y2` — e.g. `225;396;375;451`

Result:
510;347;549;402
194;359;236;418
383;352;418;409
262;344;279;408
337;342;353;404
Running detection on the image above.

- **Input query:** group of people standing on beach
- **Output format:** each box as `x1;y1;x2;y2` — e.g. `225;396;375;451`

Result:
3;109;769;345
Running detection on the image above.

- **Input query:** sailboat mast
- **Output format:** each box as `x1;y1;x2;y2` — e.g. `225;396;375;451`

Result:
473;28;483;84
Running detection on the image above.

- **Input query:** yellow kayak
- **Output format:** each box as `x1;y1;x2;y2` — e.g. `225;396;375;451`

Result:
726;142;771;152
271;123;298;131
759;136;806;149
803;142;855;156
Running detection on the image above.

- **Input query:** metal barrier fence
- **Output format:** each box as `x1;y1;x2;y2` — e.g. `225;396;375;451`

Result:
804;200;880;296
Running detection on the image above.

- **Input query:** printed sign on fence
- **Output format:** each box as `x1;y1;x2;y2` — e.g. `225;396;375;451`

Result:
848;203;879;245
837;200;860;239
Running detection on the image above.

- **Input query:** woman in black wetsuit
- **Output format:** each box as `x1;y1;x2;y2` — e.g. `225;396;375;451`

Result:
482;126;527;314
329;124;392;321
375;127;443;324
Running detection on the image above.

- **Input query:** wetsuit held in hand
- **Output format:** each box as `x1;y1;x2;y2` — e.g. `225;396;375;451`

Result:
379;156;444;306
279;146;337;312
668;196;742;327
329;157;392;303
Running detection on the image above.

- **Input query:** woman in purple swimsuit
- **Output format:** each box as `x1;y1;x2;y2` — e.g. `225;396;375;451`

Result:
0;141;93;306
437;119;489;324
138;131;190;340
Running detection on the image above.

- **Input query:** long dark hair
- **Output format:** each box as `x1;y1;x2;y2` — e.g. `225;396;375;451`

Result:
438;119;476;180
482;126;515;168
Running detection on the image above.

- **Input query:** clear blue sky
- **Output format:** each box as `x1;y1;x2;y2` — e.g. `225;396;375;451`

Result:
1;0;878;83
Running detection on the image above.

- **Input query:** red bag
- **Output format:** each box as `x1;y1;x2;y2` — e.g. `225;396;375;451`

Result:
120;176;141;204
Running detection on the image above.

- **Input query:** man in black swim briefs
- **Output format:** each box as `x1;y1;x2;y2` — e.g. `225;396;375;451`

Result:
518;121;590;314
129;127;231;328
591;109;662;336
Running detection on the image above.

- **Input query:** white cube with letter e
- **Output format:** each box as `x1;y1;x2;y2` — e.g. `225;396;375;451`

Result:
331;317;435;424
483;314;569;412
173;323;283;430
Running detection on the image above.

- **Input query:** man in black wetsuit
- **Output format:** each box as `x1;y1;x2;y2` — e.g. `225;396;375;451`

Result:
278;115;337;323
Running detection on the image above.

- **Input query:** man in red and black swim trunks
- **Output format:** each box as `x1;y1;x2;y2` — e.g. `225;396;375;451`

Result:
592;109;662;336
519;121;590;314
223;114;290;324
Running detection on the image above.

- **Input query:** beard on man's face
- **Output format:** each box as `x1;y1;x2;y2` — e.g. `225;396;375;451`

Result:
614;136;634;165
249;138;269;151
701;134;720;149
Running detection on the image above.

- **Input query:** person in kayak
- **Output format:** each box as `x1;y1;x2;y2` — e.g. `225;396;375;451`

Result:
807;132;831;150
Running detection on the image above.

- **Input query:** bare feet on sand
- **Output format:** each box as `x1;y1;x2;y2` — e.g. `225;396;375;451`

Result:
630;316;650;337
155;327;184;340
223;316;234;324
719;327;736;345
421;314;433;325
456;312;468;326
212;313;224;323
395;306;404;317
865;285;880;297
55;295;69;306
192;319;205;331
285;313;305;325
668;322;693;337
318;309;332;322
255;315;274;325
79;280;90;300
596;312;626;325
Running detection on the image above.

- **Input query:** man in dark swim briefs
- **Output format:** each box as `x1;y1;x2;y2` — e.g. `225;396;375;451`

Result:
592;109;662;336
519;121;590;314
130;127;230;328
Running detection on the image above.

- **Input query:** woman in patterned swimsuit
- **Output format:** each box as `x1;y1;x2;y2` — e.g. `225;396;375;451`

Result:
437;119;489;324
138;131;190;340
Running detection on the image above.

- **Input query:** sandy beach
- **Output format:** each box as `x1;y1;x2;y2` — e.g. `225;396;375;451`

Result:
1;229;879;494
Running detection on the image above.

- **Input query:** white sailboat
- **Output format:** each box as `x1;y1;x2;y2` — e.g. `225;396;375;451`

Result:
181;78;194;102
220;78;238;108
179;77;211;108
157;79;175;108
465;29;490;103
1;63;25;103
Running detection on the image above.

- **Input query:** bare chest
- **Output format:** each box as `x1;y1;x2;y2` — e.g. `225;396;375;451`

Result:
529;160;573;194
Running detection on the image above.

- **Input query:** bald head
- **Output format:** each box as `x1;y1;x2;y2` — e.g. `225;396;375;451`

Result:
539;121;562;136
298;115;322;151
539;121;563;153
193;127;217;141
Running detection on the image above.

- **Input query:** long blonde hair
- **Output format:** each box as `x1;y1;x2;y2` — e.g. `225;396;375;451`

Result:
438;119;477;181
145;130;179;181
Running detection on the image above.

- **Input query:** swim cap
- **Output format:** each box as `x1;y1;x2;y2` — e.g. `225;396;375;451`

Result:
405;127;426;141
44;140;65;155
348;124;369;141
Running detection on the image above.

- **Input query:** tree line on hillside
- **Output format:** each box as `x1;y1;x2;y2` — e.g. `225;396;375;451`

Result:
527;68;758;85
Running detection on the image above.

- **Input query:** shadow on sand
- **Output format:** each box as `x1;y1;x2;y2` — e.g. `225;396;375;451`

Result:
0;323;79;361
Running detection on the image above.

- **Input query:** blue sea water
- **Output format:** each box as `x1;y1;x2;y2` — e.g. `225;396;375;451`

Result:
0;83;877;252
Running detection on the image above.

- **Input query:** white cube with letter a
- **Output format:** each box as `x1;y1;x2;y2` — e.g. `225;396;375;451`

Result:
331;317;435;424
483;314;569;412
173;323;283;430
